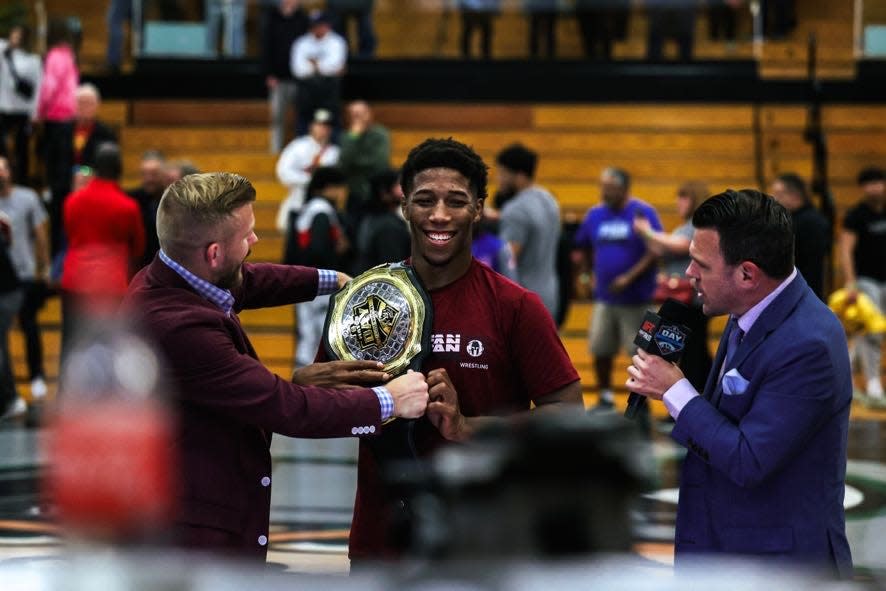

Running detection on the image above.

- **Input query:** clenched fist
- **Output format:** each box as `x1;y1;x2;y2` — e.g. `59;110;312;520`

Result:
386;369;429;419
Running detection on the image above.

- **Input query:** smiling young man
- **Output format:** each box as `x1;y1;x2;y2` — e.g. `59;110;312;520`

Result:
348;138;583;562
625;189;853;578
124;172;429;561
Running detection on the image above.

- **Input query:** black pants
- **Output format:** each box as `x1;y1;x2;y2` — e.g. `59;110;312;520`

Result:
647;8;696;62
575;10;614;60
16;281;47;382
529;12;557;58
0;113;33;184
461;10;494;59
707;2;737;41
332;8;377;58
41;121;74;257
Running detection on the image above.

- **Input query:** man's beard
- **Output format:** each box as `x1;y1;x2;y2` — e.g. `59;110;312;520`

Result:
216;251;250;290
216;265;242;290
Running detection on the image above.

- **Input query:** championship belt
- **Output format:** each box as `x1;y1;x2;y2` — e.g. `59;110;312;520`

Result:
323;262;433;377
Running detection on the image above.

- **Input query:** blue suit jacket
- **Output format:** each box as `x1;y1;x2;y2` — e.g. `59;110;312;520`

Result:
671;273;853;578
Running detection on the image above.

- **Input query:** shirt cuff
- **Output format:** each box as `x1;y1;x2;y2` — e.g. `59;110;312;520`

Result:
662;378;699;420
317;269;339;296
373;386;394;422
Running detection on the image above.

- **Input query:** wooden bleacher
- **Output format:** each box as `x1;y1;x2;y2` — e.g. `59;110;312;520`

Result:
10;96;886;407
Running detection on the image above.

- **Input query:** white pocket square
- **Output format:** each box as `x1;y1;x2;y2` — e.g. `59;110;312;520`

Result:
722;368;749;396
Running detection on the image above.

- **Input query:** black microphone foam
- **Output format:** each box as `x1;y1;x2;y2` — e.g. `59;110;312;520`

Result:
624;298;693;420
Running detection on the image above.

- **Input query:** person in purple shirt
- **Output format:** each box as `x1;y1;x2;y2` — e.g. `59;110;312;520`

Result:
573;167;662;411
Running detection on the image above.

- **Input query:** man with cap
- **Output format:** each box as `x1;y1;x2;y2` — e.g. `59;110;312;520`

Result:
275;108;340;232
495;143;562;319
290;10;347;139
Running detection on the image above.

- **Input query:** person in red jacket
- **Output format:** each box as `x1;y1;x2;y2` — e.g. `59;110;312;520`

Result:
60;142;143;359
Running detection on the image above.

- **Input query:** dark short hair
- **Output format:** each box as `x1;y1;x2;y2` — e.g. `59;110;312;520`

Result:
857;166;885;186
306;166;347;198
46;17;73;47
775;172;808;203
400;138;488;203
495;143;538;178
368;168;401;212
604;166;631;192
692;188;794;280
94;142;122;180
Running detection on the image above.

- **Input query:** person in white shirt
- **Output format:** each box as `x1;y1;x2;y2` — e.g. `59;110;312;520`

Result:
274;108;340;232
0;25;42;184
290;10;347;139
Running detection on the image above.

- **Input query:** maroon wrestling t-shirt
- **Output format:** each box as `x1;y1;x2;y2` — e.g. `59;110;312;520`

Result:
348;259;580;560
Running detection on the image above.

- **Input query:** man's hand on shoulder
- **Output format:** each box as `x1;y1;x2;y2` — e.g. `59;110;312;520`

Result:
426;368;470;442
386;369;429;419
292;360;389;389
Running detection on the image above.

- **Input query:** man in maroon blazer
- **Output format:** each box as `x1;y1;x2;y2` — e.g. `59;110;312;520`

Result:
123;172;428;561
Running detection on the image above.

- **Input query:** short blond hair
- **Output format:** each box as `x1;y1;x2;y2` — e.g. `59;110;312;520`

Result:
157;172;256;260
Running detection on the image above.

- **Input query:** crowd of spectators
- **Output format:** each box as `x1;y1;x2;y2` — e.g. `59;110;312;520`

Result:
1;0;881;424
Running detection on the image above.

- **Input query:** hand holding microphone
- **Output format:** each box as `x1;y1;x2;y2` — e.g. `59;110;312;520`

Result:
624;299;693;419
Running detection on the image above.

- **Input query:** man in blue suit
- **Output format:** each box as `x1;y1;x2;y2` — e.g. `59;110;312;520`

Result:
627;189;853;578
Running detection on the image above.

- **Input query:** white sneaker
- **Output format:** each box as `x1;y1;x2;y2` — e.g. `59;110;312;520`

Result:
867;378;885;399
30;377;48;400
1;398;27;420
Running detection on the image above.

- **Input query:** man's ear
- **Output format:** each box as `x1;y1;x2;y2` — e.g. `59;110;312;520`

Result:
474;198;484;222
737;261;761;287
204;242;221;269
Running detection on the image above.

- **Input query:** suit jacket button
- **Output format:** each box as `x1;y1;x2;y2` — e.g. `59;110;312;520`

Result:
351;427;358;435
369;425;376;434
261;476;271;487
258;535;268;546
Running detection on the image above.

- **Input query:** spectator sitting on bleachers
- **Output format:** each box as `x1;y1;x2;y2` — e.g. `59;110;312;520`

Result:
73;83;116;169
275;108;339;233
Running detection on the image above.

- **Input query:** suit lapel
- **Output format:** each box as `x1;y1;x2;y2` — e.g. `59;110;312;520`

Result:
725;274;807;374
704;274;808;406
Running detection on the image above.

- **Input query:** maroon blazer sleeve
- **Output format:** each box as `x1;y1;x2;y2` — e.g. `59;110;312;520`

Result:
233;262;320;311
128;259;382;438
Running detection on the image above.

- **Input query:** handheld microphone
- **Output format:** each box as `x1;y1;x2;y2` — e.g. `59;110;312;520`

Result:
624;298;693;420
